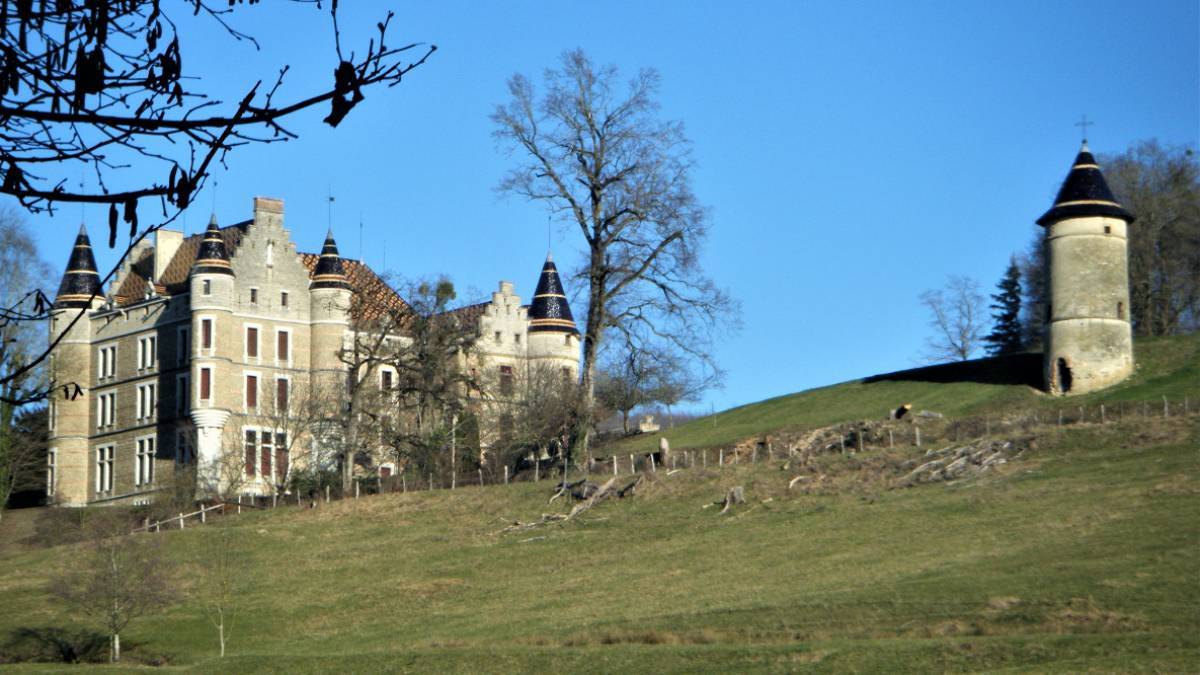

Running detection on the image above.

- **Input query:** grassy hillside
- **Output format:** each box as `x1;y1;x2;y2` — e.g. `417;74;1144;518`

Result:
1;415;1197;671
0;334;1196;672
609;333;1200;453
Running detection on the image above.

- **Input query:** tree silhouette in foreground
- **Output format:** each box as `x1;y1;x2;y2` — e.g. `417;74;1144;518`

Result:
0;1;436;406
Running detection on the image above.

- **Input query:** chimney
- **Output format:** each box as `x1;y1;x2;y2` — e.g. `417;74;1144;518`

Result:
253;196;284;228
154;229;183;281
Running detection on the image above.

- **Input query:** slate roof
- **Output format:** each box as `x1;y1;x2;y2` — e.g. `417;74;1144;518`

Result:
54;225;103;308
527;253;577;334
1037;142;1135;227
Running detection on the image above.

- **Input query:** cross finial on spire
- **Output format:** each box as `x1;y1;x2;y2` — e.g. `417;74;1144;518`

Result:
1075;114;1094;143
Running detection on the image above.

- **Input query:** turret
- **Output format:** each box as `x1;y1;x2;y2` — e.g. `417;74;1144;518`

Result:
526;252;579;376
309;229;352;382
48;225;102;506
188;215;236;492
1038;141;1135;395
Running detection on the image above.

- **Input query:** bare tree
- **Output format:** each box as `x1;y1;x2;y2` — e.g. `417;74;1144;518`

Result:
488;363;579;477
919;275;986;362
197;528;247;658
1;404;46;517
375;277;480;482
49;511;178;662
492;49;738;460
594;350;656;435
0;2;435;406
1103;141;1200;336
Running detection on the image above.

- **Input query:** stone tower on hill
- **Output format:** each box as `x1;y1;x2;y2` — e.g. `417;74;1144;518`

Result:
1038;142;1136;396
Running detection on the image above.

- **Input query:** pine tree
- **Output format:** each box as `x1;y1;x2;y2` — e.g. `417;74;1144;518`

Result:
985;258;1024;356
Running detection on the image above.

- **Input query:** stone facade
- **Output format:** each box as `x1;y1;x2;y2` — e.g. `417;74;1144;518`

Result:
46;197;580;506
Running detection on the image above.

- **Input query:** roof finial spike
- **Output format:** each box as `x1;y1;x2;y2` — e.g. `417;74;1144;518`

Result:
1075;114;1094;145
208;212;219;228
77;222;88;236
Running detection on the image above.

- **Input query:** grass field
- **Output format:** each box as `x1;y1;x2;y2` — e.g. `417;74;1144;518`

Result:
0;336;1197;672
611;334;1200;453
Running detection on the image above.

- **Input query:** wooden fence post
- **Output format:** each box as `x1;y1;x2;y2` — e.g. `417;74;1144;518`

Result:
325;485;330;503
839;435;845;453
703;450;708;468
272;493;278;508
629;454;635;475
613;456;618;476
888;429;894;448
650;454;656;473
479;469;484;486
915;426;921;447
1100;404;1106;423
179;513;185;530
402;473;407;493
355;481;360;499
429;473;433;491
1163;395;1169;418
718;449;724;466
504;466;509;485
856;431;864;453
237;495;242;515
1058;410;1064;426
200;509;206;524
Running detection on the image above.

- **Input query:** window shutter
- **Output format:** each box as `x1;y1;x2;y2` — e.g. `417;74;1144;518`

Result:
202;319;212;349
246;374;258;408
277;331;289;361
247;327;258;358
277;379;289;411
200;368;211;400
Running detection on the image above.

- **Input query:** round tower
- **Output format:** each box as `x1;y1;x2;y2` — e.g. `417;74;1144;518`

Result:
1038;141;1136;396
188;215;236;492
48;225;103;506
308;229;352;390
526;253;580;377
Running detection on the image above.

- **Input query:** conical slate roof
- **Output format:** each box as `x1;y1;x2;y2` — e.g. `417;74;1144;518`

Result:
191;214;235;276
54;224;103;308
1037;142;1135;227
309;229;351;291
528;253;577;334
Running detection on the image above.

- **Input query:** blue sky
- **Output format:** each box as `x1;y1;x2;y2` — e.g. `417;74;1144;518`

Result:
24;1;1199;412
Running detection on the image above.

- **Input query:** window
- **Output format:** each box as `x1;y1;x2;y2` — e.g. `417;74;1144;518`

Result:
381;369;393;390
176;374;190;416
137;334;157;370
1118;302;1126;320
561;367;571;381
1104;224;1112;234
249;288;259;305
494;331;502;343
97;391;116;429
245;374;259;409
177;326;190;365
276;329;290;363
260;430;273;478
96;445;114;493
201;318;214;350
280;291;289;308
135;437;156;487
275;433;289;483
564;334;572;346
202;279;212;295
46;448;57;497
48;399;55;432
514;333;522;345
136;383;157;421
246;326;259;359
499;365;513;395
244;430;256;477
199;367;213;402
97;345;116;380
275;377;289;413
176;429;194;464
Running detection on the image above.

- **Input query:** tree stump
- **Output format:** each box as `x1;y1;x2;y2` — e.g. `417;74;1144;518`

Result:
720;486;746;514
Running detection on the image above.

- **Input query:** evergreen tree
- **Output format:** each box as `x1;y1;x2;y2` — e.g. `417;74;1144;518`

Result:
985;258;1024;356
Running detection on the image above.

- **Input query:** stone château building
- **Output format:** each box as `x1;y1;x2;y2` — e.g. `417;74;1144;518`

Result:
1038;142;1136;395
46;197;580;506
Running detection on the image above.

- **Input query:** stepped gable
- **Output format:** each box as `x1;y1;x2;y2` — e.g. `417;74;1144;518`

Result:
54;225;103;308
1037;141;1135;227
527;252;577;334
